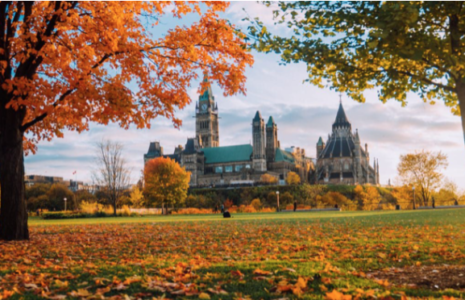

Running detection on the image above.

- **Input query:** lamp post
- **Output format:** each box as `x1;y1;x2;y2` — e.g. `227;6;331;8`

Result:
64;197;67;212
276;191;280;212
412;186;416;210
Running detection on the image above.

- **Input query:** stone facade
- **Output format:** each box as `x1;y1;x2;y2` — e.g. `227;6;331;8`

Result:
315;102;379;185
144;77;314;187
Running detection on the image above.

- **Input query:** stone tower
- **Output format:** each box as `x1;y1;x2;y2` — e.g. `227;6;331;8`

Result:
266;116;278;163
195;75;219;148
252;111;267;171
316;136;325;158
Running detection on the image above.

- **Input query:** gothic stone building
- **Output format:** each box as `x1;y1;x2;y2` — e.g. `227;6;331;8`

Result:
144;78;314;187
315;102;379;185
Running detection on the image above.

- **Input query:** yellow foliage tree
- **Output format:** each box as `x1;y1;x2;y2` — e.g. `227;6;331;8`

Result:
391;186;414;209
285;171;301;185
250;198;262;211
129;186;145;208
316;192;351;209
144;157;190;213
397;150;448;207
260;174;278;184
365;186;381;211
354;185;381;211
434;179;459;206
353;185;367;210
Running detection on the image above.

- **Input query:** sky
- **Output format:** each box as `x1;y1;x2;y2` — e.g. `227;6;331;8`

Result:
24;2;465;190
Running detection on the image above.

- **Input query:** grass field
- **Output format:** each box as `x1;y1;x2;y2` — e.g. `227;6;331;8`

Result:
2;209;465;299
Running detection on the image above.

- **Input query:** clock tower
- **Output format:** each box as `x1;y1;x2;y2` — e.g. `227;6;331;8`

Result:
195;75;219;148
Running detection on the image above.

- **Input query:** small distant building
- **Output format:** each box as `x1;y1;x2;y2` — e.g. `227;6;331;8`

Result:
315;102;379;185
24;175;102;194
24;175;64;187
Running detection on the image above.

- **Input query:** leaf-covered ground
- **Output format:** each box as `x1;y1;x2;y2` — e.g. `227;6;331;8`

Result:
1;210;465;299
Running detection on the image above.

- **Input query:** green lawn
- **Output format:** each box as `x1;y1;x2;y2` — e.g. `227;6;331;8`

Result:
1;209;464;299
28;208;465;226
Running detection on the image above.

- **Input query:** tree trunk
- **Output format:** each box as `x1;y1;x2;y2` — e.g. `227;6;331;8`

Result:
0;106;29;241
458;92;465;149
458;85;465;148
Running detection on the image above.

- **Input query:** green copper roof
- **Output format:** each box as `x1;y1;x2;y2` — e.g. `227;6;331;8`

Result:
202;144;253;164
199;75;214;102
317;137;324;146
275;148;295;163
266;116;275;127
253;111;262;121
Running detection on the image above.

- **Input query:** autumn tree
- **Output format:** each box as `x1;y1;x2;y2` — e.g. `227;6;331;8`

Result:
74;190;97;205
92;140;130;216
25;183;51;212
285;171;301;185
434;179;459;206
365;186;381;211
260;174;278;184
250;198;262;211
353;185;381;210
353;185;368;210
316;192;351;209
266;191;277;207
280;192;294;206
144;157;190;213
391;185;414;210
397;150;448;207
301;184;326;207
47;183;75;211
0;2;252;240
129;186;145;208
249;2;465;148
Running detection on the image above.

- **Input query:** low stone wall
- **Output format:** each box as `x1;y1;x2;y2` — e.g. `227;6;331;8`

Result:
417;205;465;210
281;208;342;212
129;208;162;215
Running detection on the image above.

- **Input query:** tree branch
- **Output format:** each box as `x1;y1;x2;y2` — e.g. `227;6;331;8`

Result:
0;2;11;51
394;69;456;93
20;87;77;131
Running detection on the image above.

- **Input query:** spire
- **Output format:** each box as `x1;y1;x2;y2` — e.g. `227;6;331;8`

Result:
332;101;351;131
317;136;324;146
199;73;214;102
266;116;276;127
253;110;262;122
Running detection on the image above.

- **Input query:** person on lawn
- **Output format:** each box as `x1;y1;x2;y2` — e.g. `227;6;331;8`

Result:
223;209;231;218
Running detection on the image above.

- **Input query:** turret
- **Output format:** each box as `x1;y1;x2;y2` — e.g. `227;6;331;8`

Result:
316;136;325;158
174;145;184;156
332;102;352;134
354;129;363;184
266;116;278;163
252;111;267;172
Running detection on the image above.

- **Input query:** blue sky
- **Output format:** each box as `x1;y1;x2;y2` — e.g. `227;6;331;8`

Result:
24;2;465;190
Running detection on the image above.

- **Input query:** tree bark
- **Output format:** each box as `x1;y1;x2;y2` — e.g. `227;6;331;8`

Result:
458;84;465;148
0;104;29;240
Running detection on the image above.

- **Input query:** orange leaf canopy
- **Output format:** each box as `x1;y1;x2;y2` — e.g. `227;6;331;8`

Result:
1;2;253;150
